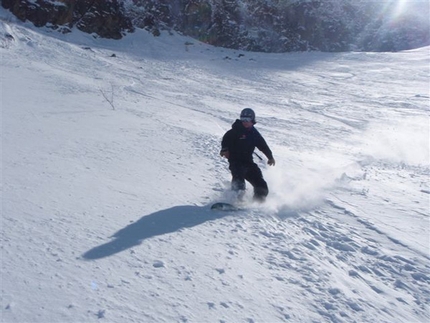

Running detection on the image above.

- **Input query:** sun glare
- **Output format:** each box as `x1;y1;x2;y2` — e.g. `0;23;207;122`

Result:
380;0;426;24
392;0;408;18
388;0;428;19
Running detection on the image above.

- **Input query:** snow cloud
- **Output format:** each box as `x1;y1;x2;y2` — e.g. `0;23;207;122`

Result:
358;116;429;166
264;157;339;216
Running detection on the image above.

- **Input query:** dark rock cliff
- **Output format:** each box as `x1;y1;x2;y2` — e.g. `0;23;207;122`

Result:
2;0;429;52
1;0;134;39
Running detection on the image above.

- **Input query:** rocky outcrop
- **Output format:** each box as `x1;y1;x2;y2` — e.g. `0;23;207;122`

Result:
1;0;134;39
2;0;429;52
126;0;430;52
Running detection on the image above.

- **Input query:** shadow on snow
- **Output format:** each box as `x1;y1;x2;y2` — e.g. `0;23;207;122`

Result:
82;205;230;260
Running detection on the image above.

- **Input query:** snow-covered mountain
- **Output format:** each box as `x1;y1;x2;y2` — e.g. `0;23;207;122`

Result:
125;0;430;52
1;8;429;323
2;0;430;52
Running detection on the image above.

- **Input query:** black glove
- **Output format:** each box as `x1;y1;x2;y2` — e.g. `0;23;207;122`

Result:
220;149;230;159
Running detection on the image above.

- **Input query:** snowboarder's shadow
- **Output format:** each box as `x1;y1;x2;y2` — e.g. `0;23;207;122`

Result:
82;205;229;260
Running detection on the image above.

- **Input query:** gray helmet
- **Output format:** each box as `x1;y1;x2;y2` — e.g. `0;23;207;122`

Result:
240;108;256;124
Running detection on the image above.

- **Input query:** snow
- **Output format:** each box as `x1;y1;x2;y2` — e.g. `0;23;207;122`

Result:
1;9;429;323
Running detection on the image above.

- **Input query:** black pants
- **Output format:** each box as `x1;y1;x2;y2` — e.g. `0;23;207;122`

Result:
229;161;269;201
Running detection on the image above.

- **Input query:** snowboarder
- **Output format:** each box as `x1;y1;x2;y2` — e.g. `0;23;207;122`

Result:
220;108;275;202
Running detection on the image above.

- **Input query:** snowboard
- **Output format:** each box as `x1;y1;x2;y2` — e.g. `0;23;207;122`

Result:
210;202;241;211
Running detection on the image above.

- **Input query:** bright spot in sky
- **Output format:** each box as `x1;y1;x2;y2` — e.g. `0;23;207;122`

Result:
393;0;408;17
387;0;428;18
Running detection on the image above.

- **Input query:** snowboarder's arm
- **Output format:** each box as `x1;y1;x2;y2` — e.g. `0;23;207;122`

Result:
255;132;275;166
256;135;273;160
220;130;232;158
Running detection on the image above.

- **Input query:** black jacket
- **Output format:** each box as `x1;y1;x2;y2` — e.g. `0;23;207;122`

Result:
221;119;273;163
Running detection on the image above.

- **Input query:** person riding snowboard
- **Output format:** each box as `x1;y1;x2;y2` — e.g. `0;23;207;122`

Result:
220;108;276;202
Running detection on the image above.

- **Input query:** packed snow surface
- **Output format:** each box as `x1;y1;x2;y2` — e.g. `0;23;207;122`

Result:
1;9;429;323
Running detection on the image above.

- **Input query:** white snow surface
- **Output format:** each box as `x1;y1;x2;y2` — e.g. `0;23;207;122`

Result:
1;10;429;323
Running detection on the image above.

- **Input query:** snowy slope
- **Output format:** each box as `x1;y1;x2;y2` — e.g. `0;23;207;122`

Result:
1;10;429;323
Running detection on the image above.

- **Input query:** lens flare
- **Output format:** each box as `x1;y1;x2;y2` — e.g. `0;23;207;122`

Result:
382;0;425;22
392;0;408;19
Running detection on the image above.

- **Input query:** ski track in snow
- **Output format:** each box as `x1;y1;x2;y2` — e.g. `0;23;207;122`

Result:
1;11;429;323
